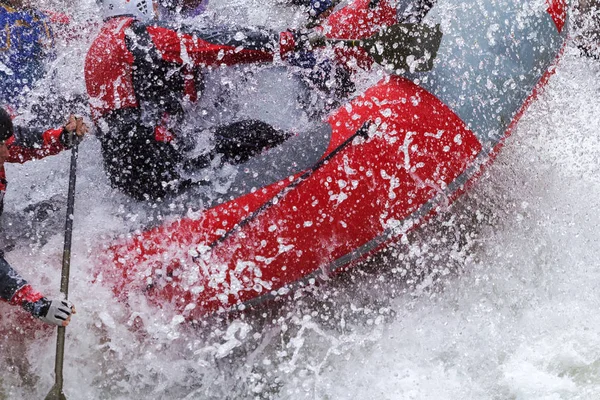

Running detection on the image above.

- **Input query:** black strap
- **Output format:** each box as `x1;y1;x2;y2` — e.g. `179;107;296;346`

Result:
125;20;186;116
127;20;163;62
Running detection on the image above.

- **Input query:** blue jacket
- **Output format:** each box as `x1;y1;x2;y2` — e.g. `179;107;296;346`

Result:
0;4;55;104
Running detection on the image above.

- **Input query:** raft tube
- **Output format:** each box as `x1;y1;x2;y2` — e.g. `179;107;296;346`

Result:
98;0;568;320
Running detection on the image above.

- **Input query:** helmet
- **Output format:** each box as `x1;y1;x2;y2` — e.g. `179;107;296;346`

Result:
0;108;14;142
97;0;156;21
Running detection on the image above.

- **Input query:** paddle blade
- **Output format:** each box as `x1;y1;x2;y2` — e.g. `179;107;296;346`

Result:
45;384;67;400
366;23;443;73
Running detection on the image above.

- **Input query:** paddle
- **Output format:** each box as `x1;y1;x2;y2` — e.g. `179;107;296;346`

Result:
45;134;79;400
317;23;443;73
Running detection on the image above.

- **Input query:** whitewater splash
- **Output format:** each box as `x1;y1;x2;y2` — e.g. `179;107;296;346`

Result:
2;1;600;399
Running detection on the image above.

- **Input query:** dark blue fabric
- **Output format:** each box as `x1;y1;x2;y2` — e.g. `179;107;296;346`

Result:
13;124;48;148
286;51;317;69
0;5;55;104
0;253;26;302
309;0;334;17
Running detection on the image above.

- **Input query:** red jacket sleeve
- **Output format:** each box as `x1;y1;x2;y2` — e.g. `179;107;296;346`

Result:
8;284;44;306
0;254;44;304
146;25;281;67
6;128;67;164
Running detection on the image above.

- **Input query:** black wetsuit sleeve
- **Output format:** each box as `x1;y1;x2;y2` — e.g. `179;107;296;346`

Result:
190;26;278;52
12;125;47;148
0;254;27;302
5;125;66;164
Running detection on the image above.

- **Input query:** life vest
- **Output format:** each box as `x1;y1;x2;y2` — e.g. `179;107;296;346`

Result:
84;17;138;121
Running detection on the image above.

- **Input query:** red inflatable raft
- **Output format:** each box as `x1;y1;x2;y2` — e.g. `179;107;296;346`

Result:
98;0;568;320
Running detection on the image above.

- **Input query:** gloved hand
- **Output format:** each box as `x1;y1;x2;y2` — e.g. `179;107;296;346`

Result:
292;28;327;50
60;114;88;148
25;297;76;327
280;28;327;59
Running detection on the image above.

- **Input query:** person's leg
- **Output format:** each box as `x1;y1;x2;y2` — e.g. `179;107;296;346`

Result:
180;119;293;176
99;117;183;200
213;120;292;164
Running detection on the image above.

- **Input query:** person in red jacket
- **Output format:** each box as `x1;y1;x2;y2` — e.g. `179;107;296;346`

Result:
0;107;86;327
86;0;322;200
574;0;600;59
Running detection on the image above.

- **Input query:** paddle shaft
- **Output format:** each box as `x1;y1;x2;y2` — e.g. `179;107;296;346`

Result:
46;140;79;400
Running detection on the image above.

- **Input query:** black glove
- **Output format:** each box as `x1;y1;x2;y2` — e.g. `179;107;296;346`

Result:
289;28;327;51
23;297;74;326
59;129;83;149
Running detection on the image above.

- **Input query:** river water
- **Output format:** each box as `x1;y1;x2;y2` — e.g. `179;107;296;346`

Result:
2;1;600;399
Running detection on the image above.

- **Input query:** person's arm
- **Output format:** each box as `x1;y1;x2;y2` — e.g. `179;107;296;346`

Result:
6;116;87;164
0;254;28;303
0;255;74;326
288;0;338;18
132;22;309;69
5;126;66;163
